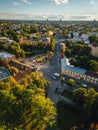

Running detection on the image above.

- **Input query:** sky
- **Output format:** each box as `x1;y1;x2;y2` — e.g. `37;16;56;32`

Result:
0;0;98;20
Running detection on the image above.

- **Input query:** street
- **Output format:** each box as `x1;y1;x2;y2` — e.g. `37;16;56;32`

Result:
39;30;64;105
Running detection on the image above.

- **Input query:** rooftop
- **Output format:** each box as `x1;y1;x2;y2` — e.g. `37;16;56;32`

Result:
60;42;65;46
0;67;10;81
0;51;15;60
61;58;86;75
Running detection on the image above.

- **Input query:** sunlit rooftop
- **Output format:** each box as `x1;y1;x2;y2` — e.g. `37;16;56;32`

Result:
61;58;86;75
0;51;15;60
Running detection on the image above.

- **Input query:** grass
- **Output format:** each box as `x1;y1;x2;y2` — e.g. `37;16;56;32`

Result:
61;89;74;100
57;101;88;130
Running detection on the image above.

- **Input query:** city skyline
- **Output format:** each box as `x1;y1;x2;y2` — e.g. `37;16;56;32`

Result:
0;0;98;20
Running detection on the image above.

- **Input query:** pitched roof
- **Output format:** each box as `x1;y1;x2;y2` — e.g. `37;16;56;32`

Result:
0;51;15;60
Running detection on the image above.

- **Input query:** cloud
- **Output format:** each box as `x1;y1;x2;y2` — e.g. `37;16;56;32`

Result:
0;13;97;21
69;15;95;20
90;0;95;5
21;0;32;5
13;2;20;6
0;13;24;20
52;0;68;4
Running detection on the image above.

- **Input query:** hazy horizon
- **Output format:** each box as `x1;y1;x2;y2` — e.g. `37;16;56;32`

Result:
0;0;98;21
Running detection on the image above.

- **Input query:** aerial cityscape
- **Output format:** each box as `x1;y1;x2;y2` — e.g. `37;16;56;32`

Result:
0;0;98;130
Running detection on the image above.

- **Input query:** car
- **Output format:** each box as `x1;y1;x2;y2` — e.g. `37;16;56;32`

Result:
52;76;56;80
81;84;88;88
53;73;60;77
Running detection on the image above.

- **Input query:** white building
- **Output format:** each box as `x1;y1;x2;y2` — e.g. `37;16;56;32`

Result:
61;58;98;84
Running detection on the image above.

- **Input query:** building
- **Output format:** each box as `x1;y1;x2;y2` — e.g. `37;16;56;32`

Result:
42;36;51;45
61;58;98;84
59;42;66;53
8;60;32;83
0;37;13;44
48;31;53;36
0;51;15;65
0;67;10;81
61;58;86;77
19;37;33;44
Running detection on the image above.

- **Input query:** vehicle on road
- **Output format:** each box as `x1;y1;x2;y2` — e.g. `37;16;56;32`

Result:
52;76;57;80
53;73;60;77
81;84;88;88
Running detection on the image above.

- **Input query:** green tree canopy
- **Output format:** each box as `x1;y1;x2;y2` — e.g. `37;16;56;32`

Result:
89;60;98;72
0;72;55;129
67;78;76;86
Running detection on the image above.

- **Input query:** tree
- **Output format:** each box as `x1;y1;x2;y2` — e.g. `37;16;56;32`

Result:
0;72;55;129
0;90;16;129
50;37;56;51
89;34;97;43
73;87;87;105
70;58;78;67
73;87;98;130
79;55;90;69
10;76;17;86
24;95;56;130
67;78;76;86
1;44;8;50
89;60;98;72
84;88;96;111
60;76;65;84
30;26;38;33
72;44;87;56
65;48;71;57
48;51;53;60
2;31;8;37
90;94;98;130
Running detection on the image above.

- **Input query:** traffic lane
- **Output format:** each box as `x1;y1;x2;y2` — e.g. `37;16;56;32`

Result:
47;81;60;101
50;56;59;65
40;67;59;80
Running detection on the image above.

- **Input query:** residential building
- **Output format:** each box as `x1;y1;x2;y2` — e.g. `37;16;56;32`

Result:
60;42;66;53
0;67;10;81
61;58;98;84
0;51;15;65
0;37;13;44
8;60;32;83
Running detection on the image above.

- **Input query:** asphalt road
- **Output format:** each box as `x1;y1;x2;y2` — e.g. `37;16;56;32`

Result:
39;30;63;105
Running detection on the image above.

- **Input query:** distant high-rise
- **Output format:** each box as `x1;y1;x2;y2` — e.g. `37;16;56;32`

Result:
47;19;48;22
60;19;62;23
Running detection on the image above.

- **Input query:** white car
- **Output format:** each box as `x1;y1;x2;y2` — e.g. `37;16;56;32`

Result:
52;76;56;79
81;84;88;88
53;73;60;77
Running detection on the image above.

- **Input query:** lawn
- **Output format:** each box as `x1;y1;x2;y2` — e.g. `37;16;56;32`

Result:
57;101;88;130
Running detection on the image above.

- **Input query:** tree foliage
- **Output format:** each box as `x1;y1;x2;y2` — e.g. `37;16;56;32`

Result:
0;72;56;129
73;87;98;129
65;41;98;72
67;78;76;86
